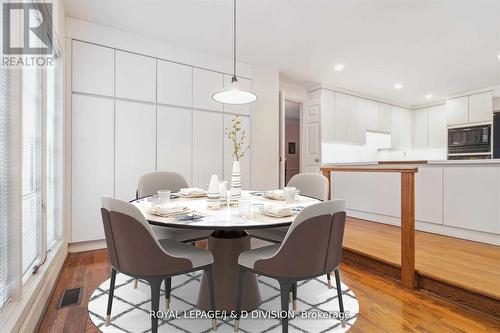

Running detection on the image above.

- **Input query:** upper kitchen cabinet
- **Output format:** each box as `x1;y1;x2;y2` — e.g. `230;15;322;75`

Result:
115;51;156;102
223;75;252;115
347;96;366;144
468;91;493;124
398;107;412;148
391;106;399;148
365;100;380;132
413;108;428;148
428;104;447;148
379;103;392;133
193;68;223;112
319;89;335;142
334;92;348;142
446;96;468;126
157;60;193;108
72;41;114;96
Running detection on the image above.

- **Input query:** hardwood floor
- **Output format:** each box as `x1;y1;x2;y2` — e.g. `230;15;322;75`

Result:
344;217;500;300
37;249;500;333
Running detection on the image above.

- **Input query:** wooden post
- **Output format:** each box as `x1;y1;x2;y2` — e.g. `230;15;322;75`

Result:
400;172;416;289
322;169;332;200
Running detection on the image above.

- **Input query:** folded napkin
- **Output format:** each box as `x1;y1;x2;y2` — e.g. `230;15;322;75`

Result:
179;188;206;197
259;204;294;217
264;190;285;200
143;203;190;217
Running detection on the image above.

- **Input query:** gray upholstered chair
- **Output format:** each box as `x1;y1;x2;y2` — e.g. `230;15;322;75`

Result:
235;200;346;333
101;197;216;333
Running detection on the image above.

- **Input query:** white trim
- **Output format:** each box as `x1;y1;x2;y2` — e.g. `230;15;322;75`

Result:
68;239;107;253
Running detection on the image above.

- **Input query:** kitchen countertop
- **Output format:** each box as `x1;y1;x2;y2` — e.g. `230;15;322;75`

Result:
323;159;500;166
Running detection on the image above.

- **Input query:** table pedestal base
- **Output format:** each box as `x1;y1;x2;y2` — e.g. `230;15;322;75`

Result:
197;230;261;311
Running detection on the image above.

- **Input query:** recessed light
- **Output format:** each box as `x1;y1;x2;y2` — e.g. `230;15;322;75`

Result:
497;54;500;60
334;64;344;72
393;83;403;90
425;94;433;99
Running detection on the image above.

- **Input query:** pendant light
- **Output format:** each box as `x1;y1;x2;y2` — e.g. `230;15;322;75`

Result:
212;0;257;105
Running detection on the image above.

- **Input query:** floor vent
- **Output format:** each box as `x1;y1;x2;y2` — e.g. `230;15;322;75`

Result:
58;287;83;308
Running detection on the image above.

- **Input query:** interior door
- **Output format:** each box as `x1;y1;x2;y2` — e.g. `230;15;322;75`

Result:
304;99;321;173
279;90;286;187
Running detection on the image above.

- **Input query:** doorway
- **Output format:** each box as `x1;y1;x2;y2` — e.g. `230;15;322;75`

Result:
284;100;302;184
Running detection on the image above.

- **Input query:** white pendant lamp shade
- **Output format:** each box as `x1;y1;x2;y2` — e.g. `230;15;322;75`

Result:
212;77;258;104
212;0;258;105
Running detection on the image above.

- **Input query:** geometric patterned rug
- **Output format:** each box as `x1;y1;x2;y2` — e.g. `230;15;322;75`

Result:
88;272;359;333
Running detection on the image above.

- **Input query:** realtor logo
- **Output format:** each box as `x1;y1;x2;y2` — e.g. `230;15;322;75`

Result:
3;2;52;55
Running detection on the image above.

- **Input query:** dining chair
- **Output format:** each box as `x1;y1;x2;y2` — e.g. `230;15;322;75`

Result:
235;200;346;333
101;197;217;333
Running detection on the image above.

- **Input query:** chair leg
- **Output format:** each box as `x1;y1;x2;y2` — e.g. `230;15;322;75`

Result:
164;277;172;309
334;269;346;328
327;273;332;289
204;266;217;331
292;283;297;311
234;267;246;332
149;278;162;333
278;279;292;333
105;268;117;326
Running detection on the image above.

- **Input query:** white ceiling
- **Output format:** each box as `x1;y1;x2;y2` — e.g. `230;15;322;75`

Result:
63;0;500;107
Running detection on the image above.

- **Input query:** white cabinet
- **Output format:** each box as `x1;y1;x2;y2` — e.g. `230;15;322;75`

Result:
193;68;223;112
192;110;223;187
446;96;468;126
398;108;412;148
157;60;192;108
379;103;392;133
468;91;493;123
334;92;349;142
413;108;428;148
115;101;156;201
71;94;114;242
72;41;114;96
223;75;251;115
365;100;379;132
115;51;156;102
347;96;366;144
319;89;335;142
157;106;192;184
428;104;447;148
223;114;251;189
391;106;399;148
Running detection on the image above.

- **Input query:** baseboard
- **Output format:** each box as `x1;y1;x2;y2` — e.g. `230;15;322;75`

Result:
68;239;107;253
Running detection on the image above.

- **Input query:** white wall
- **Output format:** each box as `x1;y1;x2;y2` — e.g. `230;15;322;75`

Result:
280;81;309;102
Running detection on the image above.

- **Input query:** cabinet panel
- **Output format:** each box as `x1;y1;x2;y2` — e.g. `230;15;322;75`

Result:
347;96;366;144
223;115;251;189
413;108;428;148
72;41;114;96
223;75;251;115
192;110;223;187
334;92;348;142
398;108;412;148
365;100;379;132
115;51;156;102
193;68;223;112
428;104;447;148
379;103;392;133
320;89;335;141
115;101;156;201
157;106;192;184
157;60;192;108
71;94;114;242
468;91;493;124
391;106;399;148
415;167;443;224
446;96;468;126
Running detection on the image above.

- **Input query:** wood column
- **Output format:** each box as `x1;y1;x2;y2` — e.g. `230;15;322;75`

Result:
322;169;332;200
400;172;416;288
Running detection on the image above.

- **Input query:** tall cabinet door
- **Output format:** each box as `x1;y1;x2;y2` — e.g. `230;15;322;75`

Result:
413;108;428;148
157;60;192;108
71;95;114;242
348;96;366;144
192;110;223;187
428;104;447;148
223;115;251;188
115;100;156;201
157;106;192;184
115;51;157;102
398;108;412;148
193;68;223;112
334;92;348;142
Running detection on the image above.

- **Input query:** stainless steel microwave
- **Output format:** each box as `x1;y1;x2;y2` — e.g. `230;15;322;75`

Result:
447;124;491;159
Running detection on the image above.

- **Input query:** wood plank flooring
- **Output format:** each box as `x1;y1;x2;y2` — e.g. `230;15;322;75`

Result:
37;249;500;333
344;217;500;300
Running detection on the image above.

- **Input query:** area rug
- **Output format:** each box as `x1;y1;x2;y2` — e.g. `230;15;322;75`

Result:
88;272;359;333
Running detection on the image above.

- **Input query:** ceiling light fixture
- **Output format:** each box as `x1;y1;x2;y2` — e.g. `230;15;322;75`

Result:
212;0;257;105
334;64;344;72
393;83;403;90
425;94;433;100
497;54;500;60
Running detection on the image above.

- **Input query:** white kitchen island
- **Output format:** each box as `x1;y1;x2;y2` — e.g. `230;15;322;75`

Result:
327;160;500;245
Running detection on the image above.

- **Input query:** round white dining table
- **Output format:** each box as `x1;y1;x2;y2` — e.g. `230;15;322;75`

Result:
132;190;320;311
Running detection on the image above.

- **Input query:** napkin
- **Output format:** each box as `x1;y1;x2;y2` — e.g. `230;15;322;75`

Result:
264;190;285;200
259;204;294;217
179;188;206;197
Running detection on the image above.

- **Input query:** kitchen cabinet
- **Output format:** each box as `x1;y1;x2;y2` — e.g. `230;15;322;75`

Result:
413;108;428;148
157;106;192;184
223;75;252;115
468;91;493;123
193;68;223;112
115;100;156;201
115;51;156;102
428;104;447;148
391;106;399;148
334;92;349;142
347;96;366;144
398;107;412;148
157;60;192;108
71;94;114;242
446;96;468;126
223;114;251;189
72;41;114;96
319;89;335;142
192;110;223;187
379;103;392;133
365;100;379;132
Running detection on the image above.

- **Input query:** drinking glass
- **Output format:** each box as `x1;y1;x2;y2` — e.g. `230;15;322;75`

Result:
157;190;171;206
239;198;252;218
284;186;297;203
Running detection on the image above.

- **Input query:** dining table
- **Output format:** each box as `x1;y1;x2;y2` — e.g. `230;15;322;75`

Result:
132;190;320;311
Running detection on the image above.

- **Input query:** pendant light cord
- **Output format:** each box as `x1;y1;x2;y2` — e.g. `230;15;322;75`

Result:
233;0;237;80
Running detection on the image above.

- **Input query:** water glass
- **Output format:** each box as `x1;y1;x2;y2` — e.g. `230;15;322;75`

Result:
157;190;171;206
239;198;252;218
284;186;297;203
